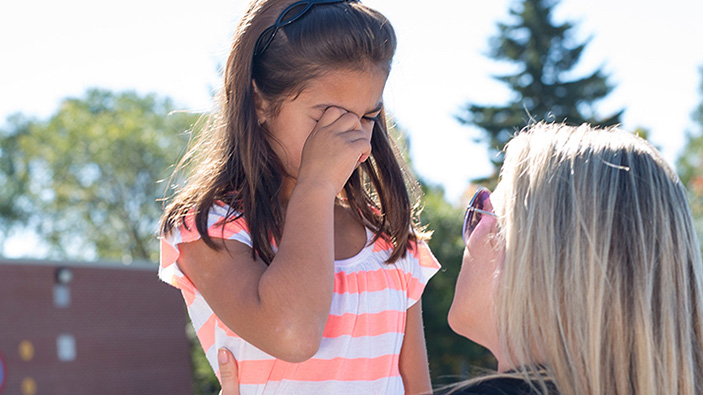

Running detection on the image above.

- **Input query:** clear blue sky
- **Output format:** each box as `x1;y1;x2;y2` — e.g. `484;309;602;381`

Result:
2;0;702;207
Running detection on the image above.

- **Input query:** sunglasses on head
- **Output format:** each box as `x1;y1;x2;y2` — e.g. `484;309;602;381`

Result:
253;0;356;58
462;187;498;245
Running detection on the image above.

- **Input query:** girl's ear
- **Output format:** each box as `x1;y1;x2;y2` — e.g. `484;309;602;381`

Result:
252;80;269;124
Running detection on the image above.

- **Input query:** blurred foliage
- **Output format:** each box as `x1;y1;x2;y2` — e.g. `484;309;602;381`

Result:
458;0;622;185
389;122;495;383
186;321;221;395
0;114;32;244
0;89;195;261
677;66;703;253
420;182;497;385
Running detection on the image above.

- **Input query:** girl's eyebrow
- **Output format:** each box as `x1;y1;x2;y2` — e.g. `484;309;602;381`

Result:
312;102;383;115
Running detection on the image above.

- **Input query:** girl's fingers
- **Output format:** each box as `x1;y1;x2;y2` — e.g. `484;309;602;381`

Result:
299;106;372;190
322;113;362;137
316;106;348;128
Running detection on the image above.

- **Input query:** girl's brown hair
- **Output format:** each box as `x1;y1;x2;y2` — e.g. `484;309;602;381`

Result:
160;0;422;264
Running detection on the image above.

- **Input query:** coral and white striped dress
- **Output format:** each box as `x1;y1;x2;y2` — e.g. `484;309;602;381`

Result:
159;202;441;394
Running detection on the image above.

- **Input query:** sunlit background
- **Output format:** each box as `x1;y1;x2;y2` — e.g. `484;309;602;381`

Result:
3;0;702;205
1;1;703;393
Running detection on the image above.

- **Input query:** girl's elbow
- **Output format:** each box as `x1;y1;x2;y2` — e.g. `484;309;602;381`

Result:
263;307;328;362
275;329;323;362
278;345;319;363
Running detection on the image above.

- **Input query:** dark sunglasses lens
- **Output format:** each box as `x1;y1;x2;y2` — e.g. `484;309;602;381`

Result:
474;189;489;211
468;211;481;238
463;210;473;244
464;189;490;243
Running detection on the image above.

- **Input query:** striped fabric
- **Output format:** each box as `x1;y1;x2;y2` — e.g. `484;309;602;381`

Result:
159;202;441;394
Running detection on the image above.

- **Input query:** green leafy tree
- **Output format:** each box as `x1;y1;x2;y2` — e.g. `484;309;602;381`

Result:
677;66;703;252
458;0;622;184
0;88;195;261
0;88;217;393
0;114;32;245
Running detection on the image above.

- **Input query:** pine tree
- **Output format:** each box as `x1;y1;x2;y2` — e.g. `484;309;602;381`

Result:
458;0;622;183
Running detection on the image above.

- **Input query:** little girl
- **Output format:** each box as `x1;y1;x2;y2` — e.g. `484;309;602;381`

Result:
158;0;440;393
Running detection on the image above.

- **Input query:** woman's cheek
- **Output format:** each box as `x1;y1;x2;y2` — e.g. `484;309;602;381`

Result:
447;248;473;334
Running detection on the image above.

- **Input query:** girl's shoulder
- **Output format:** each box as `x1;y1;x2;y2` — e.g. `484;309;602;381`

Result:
162;200;250;244
365;232;440;269
159;201;252;292
363;233;441;307
402;237;441;274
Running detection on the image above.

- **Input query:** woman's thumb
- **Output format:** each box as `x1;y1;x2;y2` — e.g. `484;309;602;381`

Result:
218;348;240;395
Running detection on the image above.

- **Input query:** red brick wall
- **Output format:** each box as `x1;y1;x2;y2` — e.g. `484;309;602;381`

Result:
0;261;192;395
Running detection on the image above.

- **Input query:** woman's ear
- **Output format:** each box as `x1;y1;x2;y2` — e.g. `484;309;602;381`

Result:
252;80;269;125
488;229;505;275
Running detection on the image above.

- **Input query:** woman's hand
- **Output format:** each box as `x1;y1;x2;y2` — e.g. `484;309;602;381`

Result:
218;348;240;395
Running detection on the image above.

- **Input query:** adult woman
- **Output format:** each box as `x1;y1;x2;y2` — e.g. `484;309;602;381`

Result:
447;122;703;394
219;122;703;394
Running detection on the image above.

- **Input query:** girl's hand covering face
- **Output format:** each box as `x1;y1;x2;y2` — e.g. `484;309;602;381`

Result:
296;105;372;194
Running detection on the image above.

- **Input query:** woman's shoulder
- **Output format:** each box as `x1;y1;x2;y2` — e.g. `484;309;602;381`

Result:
438;376;558;395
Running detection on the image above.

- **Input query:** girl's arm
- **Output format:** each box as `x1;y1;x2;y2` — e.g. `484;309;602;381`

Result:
178;181;336;362
177;108;370;363
399;299;433;394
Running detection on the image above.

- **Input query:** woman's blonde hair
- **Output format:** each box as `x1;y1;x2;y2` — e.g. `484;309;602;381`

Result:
493;122;703;395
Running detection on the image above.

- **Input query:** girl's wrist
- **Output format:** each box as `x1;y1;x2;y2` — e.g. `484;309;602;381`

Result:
293;178;339;200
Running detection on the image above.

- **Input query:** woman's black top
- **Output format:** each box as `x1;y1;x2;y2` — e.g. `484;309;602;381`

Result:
436;377;559;395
